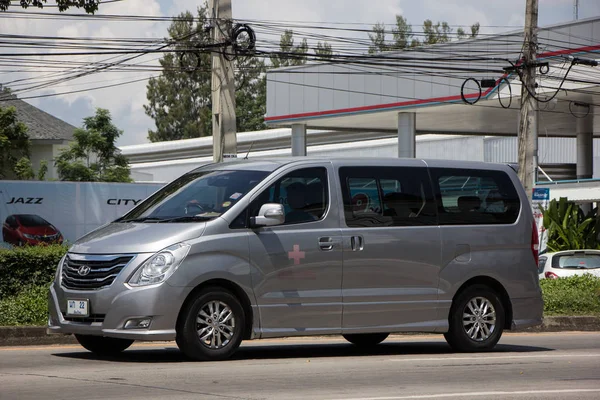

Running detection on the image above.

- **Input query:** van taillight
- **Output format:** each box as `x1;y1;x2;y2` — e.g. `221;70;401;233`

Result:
545;271;558;279
532;220;539;265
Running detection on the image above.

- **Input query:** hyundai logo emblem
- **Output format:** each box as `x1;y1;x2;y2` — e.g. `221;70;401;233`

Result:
77;266;91;276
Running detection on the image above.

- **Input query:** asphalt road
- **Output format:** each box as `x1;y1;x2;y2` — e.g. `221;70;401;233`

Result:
1;332;600;400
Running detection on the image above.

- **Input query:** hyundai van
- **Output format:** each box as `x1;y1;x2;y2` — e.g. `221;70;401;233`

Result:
47;157;543;361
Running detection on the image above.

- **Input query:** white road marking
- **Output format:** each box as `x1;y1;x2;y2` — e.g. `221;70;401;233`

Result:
336;389;600;400
388;353;600;362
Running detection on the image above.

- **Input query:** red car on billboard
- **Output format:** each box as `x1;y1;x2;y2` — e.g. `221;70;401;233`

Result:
2;214;63;246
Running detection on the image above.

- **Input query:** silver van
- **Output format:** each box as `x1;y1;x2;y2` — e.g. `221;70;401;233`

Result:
47;157;543;361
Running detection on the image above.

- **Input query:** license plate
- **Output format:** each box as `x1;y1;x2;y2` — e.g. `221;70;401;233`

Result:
67;299;89;317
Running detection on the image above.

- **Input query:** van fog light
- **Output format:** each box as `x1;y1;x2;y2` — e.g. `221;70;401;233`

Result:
124;318;152;329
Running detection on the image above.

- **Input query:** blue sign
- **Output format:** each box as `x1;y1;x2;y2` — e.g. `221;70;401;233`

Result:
532;187;550;201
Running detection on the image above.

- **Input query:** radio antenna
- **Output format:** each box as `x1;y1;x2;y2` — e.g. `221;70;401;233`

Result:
244;142;254;159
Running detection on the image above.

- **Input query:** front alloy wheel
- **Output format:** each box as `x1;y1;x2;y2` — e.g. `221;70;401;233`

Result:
196;300;236;349
176;287;245;361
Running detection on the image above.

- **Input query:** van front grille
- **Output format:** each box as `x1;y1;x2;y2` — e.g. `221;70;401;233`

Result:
61;255;133;290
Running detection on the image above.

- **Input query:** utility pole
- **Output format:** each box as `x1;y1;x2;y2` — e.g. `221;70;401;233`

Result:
574;0;579;20
517;0;538;203
209;0;237;163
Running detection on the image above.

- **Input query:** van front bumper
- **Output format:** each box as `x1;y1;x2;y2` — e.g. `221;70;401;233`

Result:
46;280;193;341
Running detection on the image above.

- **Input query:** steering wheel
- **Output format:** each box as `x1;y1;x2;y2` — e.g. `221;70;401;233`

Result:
184;201;205;215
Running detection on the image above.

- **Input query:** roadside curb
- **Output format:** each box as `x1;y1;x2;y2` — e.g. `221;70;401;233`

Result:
1;316;599;347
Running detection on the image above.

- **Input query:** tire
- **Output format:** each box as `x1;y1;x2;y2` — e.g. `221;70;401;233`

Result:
176;286;245;361
74;334;134;356
444;284;506;352
343;333;389;347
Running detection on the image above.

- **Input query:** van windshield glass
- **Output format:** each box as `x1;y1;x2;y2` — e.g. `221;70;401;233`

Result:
117;169;269;223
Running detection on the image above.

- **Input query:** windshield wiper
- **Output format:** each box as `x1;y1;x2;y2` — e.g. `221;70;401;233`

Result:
118;217;164;223
158;215;214;223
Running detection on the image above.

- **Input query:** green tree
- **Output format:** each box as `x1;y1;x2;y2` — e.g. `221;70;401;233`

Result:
423;20;452;45
37;160;48;180
0;0;100;13
369;16;480;53
315;42;334;59
368;23;390;54
457;23;480;40
236;56;267;132
0;105;30;179
144;8;212;142
55;108;132;182
270;30;309;68
392;16;414;49
470;22;481;38
144;6;268;141
14;157;35;180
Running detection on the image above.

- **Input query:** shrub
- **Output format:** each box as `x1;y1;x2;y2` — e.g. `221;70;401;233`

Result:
0;284;49;326
0;244;67;300
540;274;600;316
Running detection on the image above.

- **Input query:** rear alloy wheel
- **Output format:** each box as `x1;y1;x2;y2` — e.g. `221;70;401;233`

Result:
176;287;245;361
343;333;389;347
444;284;505;352
74;334;134;356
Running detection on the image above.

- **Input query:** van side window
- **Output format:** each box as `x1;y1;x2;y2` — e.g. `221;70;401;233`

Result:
339;166;437;227
249;167;329;225
429;168;520;225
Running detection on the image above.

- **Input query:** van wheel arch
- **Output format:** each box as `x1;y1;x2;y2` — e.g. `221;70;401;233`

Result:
450;276;513;330
176;279;254;340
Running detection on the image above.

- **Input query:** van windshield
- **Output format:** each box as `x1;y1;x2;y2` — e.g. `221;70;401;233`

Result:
117;169;269;223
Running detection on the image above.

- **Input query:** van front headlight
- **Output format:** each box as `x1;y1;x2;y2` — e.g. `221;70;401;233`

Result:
128;243;190;287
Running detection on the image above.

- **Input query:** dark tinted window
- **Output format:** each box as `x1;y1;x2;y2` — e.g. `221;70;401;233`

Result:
429;168;520;225
244;167;328;226
339;166;437;227
16;215;49;227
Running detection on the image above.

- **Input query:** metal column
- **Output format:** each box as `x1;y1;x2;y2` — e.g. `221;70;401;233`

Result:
398;112;416;158
576;108;594;214
291;124;307;156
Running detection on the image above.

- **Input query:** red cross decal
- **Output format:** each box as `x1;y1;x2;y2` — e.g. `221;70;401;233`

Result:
288;244;306;265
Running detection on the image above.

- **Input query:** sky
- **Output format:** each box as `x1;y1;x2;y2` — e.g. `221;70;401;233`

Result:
2;0;600;147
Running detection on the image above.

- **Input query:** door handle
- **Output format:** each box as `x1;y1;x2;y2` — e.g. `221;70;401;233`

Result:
350;236;364;251
318;237;335;251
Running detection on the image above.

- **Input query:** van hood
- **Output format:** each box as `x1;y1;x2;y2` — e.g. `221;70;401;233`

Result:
69;222;207;255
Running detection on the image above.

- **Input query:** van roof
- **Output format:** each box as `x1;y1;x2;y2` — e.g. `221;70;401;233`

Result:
190;157;515;173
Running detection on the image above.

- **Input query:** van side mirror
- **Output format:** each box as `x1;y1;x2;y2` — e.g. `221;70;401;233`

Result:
250;203;285;228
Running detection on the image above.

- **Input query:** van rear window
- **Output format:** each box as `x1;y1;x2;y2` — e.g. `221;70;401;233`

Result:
551;254;600;269
430;168;521;225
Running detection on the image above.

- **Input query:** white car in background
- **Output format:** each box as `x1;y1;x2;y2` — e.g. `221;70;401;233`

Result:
538;250;600;280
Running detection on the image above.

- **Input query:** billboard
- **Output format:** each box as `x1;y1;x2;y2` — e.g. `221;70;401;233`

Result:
0;181;165;248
